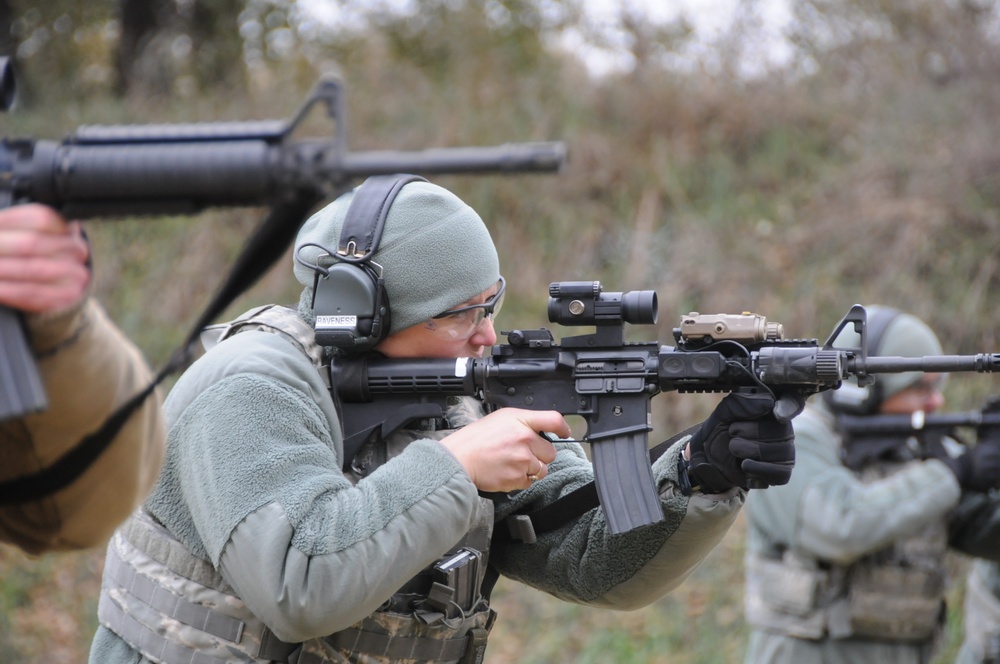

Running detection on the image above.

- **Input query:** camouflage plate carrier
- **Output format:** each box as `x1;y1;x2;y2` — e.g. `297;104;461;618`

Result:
745;449;947;646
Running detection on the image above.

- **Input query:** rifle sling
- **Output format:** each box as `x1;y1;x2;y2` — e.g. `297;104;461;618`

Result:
0;195;325;505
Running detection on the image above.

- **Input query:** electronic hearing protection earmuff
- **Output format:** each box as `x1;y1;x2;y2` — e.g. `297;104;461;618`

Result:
294;174;427;353
824;306;902;415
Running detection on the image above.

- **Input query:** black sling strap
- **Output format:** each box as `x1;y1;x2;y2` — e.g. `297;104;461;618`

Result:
0;195;324;504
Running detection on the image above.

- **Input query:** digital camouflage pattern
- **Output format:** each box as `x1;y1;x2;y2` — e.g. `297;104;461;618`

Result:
99;527;285;663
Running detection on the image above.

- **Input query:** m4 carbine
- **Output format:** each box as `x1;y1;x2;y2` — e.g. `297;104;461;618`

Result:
836;398;1000;438
331;282;1000;535
0;57;565;420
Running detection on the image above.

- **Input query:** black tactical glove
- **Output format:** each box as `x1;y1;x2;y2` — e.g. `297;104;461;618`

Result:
940;441;1000;493
687;391;798;493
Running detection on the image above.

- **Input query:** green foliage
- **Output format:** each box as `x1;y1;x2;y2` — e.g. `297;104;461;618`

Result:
2;0;1000;661
366;0;567;83
6;0;119;104
0;547;102;663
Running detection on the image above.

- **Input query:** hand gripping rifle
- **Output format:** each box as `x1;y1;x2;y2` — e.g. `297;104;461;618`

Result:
0;57;566;421
331;282;1000;535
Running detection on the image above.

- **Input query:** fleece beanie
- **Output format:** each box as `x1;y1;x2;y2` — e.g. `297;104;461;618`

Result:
874;309;945;400
293;179;500;336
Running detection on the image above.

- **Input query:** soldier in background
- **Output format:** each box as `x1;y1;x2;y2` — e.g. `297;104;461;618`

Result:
743;306;1000;664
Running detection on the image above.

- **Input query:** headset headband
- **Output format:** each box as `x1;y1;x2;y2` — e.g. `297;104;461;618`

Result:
338;174;427;261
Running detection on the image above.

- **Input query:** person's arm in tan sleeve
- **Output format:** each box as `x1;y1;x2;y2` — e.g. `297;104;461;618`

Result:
0;204;165;553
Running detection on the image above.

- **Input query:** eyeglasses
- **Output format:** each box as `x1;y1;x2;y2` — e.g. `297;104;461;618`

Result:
430;276;506;340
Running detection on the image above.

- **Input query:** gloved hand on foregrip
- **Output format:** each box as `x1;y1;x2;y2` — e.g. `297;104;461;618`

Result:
687;391;798;493
937;441;1000;493
970;412;1000;492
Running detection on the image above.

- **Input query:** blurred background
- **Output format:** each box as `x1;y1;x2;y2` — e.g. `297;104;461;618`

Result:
2;0;1000;661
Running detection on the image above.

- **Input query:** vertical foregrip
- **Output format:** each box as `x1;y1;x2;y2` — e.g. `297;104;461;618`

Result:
590;432;665;535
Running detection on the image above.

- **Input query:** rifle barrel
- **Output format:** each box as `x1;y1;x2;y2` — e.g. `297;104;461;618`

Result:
857;354;1000;374
340;142;567;176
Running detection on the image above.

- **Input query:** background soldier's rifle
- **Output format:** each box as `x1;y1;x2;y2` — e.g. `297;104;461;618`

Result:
0;57;566;421
331;284;1000;535
836;398;1000;438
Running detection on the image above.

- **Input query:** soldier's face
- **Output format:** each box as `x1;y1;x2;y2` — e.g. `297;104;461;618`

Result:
374;283;500;359
879;374;946;415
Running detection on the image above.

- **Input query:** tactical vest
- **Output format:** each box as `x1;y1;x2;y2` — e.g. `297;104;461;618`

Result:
963;561;1000;664
99;305;497;664
745;437;948;645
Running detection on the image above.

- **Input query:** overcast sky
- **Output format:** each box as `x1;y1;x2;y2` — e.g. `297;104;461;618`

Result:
569;0;793;76
299;0;794;77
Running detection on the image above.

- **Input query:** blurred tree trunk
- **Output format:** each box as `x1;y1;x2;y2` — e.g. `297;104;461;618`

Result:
0;0;13;58
185;0;245;90
117;0;246;98
117;0;173;96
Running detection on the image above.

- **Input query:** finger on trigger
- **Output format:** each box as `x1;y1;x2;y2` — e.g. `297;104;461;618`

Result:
538;410;572;439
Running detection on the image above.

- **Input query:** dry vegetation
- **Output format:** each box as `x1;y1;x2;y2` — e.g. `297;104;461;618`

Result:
2;0;1000;661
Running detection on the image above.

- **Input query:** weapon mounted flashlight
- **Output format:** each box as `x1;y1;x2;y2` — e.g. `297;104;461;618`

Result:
677;312;784;347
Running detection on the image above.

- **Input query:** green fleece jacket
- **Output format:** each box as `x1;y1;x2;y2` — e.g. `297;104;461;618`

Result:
91;327;744;661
